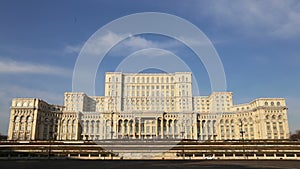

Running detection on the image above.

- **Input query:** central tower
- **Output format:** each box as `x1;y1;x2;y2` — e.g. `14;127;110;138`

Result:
105;72;193;112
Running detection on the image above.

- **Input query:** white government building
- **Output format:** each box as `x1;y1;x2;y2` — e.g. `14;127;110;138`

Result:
7;72;290;141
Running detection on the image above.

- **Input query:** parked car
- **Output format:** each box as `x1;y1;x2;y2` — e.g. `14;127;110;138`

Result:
204;155;214;160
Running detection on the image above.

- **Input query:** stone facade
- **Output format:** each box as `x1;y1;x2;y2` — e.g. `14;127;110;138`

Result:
7;72;290;141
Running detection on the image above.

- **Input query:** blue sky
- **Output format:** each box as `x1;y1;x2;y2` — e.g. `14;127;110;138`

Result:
0;0;300;135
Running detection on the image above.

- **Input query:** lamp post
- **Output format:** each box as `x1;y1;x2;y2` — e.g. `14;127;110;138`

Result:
111;112;114;140
110;113;114;159
48;131;55;160
110;131;114;140
213;134;217;142
239;120;245;158
180;131;185;159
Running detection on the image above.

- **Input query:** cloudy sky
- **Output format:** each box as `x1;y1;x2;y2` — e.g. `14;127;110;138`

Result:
0;0;300;135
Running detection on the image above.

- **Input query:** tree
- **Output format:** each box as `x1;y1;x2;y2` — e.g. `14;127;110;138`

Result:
0;133;7;140
290;130;300;140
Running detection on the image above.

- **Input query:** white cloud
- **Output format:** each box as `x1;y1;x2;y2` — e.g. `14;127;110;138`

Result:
64;43;83;54
123;36;157;49
63;32;125;55
82;31;126;55
0;59;72;77
85;32;158;55
204;0;300;38
64;32;184;56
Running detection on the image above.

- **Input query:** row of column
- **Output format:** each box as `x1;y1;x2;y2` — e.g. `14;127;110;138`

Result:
198;120;217;141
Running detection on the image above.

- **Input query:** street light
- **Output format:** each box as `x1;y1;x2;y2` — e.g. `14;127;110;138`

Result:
110;131;114;140
213;134;217;142
48;131;56;159
239;120;245;158
180;131;185;159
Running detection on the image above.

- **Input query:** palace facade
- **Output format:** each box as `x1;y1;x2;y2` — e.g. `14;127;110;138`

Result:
7;72;290;141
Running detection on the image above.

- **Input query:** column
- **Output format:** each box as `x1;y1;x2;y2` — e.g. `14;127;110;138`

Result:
209;121;212;140
166;120;169;138
127;121;130;137
199;121;202;140
122;121;125;138
193;119;197;140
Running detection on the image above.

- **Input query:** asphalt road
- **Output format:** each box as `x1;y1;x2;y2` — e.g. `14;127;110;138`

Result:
0;160;299;169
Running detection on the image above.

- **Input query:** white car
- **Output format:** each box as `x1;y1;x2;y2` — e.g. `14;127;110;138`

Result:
204;156;215;160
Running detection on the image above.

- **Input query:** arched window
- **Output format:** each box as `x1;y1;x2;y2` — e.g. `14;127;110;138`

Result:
174;120;178;133
23;102;28;107
271;102;274;106
277;102;280;106
118;120;122;133
27;116;32;122
248;117;253;123
27;116;32;131
14;116;20;122
20;116;25;122
265;102;268;106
